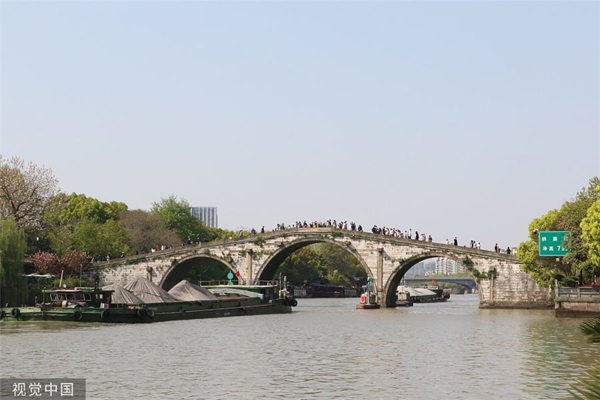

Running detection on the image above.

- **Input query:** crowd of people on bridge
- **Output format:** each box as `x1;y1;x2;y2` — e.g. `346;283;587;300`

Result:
370;226;435;243
245;219;516;256
95;218;515;263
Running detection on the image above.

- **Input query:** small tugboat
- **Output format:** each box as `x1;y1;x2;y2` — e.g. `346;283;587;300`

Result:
356;281;380;309
0;277;296;323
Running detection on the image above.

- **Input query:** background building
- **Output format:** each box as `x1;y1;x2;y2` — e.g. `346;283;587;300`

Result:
191;206;218;228
433;257;465;275
406;258;465;276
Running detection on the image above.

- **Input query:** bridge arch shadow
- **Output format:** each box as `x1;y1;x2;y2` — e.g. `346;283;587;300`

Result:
255;237;374;283
383;252;481;307
159;254;237;290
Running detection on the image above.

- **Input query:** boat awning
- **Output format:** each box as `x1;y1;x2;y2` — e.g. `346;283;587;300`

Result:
208;288;264;299
24;273;58;278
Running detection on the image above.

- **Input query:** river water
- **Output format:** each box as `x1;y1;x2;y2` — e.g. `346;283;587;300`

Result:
1;295;598;399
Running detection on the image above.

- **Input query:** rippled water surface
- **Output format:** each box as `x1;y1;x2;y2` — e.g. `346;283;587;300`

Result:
1;295;598;399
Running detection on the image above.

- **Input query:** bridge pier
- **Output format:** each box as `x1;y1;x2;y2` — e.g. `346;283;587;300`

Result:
246;249;253;285
377;248;384;304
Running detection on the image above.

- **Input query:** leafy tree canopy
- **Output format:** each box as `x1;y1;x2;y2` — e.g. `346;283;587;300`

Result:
318;243;367;285
273;243;367;287
44;193;131;257
273;247;325;285
178;259;237;286
518;177;600;287
71;220;132;259
581;186;600;268
0;218;28;306
51;193;127;224
151;195;212;243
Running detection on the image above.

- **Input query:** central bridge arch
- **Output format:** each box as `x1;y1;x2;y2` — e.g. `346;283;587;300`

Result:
255;237;374;283
383;252;479;307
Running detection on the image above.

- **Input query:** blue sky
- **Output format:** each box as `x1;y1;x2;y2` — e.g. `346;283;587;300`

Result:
1;1;598;250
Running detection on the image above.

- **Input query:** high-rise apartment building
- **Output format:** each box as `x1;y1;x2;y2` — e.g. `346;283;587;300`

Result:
433;257;464;275
191;207;218;228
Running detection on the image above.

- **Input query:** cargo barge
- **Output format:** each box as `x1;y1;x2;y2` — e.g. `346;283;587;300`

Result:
0;278;296;324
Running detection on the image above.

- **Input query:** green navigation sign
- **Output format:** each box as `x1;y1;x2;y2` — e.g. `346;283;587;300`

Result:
539;231;571;256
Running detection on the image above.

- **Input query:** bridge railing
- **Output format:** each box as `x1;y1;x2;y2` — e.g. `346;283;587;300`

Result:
555;286;600;301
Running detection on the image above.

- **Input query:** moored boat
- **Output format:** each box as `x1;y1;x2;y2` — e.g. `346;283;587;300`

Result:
0;278;296;324
0;287;149;323
397;285;450;303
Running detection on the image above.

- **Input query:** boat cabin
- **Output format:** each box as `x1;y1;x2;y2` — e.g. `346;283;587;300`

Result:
43;288;114;308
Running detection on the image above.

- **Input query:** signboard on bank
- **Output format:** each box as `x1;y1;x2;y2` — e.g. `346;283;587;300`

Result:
539;231;571;256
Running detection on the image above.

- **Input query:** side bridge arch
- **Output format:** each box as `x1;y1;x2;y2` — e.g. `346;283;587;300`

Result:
159;253;238;290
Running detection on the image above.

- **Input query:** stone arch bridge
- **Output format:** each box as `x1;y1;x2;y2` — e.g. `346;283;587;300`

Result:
98;228;552;308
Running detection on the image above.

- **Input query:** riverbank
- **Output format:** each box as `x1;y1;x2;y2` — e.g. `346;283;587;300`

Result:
554;286;600;318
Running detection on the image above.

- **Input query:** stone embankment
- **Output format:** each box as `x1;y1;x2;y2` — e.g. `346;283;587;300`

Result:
554;285;600;317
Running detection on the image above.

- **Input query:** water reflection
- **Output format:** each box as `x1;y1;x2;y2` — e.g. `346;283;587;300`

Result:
0;321;111;334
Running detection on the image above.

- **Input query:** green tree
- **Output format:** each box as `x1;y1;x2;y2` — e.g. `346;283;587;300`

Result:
71;220;132;259
57;193;126;224
518;178;600;287
180;259;237;285
273;247;325;285
151;195;211;243
581;186;600;270
272;244;367;287
44;193;131;257
0;219;28;306
317;243;367;285
327;269;351;286
208;227;240;241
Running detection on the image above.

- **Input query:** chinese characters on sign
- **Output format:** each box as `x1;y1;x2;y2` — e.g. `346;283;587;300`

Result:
0;379;85;399
538;231;571;257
